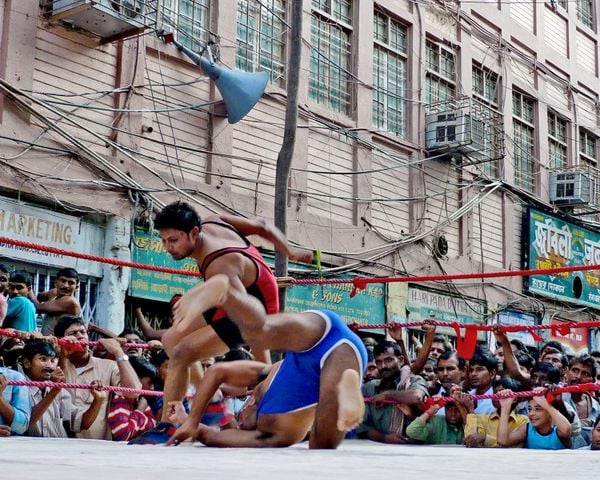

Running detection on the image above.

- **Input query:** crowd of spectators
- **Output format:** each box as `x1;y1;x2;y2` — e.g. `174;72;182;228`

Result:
0;261;599;451
357;324;600;450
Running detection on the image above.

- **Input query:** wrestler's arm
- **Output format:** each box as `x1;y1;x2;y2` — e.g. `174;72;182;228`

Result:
197;425;295;448
211;214;312;263
167;361;270;445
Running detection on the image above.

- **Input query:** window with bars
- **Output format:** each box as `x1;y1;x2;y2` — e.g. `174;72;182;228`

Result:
236;0;286;85
160;0;210;52
580;128;598;165
372;10;408;138
512;91;536;192
309;1;353;114
425;40;457;105
472;64;502;176
577;0;594;28
548;111;568;170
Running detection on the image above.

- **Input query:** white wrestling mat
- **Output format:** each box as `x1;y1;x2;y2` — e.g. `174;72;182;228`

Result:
1;437;597;480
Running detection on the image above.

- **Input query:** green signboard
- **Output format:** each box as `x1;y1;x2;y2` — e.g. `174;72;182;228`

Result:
405;285;487;339
285;280;386;331
525;208;600;308
130;229;200;302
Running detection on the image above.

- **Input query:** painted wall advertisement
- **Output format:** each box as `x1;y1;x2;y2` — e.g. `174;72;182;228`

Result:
130;229;199;302
525;207;600;309
0;197;103;277
549;318;589;354
285;280;386;332
404;285;487;339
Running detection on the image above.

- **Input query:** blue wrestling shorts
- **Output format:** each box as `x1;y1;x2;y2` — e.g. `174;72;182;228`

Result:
256;309;367;416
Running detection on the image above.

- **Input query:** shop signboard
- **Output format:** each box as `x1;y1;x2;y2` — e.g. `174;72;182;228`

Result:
0;197;103;277
525;208;600;309
285;279;386;333
405;285;487;339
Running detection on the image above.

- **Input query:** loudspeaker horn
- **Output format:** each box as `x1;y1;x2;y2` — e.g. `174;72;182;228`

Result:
171;39;269;124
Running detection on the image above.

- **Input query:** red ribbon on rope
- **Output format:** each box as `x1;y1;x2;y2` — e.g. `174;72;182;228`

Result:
419;382;600;410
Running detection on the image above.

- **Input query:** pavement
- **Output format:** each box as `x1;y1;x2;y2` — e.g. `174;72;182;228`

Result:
1;438;599;480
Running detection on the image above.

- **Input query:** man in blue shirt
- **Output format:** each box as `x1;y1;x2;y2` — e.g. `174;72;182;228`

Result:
0;366;31;434
4;271;37;333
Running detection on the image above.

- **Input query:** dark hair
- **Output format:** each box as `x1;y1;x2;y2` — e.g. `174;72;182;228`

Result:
438;350;466;370
493;377;522;392
510;339;526;352
594;416;600;429
21;340;57;361
119;328;145;341
510;350;535;371
532;361;561;384
56;268;79;282
569;354;598;378
432;335;453;353
10;270;32;287
469;347;498;373
150;348;169;368
541;340;565;355
154;201;201;233
0;264;9;275
54;315;85;338
373;340;402;358
589;350;600;360
128;356;158;384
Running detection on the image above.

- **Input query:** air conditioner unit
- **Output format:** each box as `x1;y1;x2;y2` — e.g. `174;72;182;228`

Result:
50;0;146;39
549;171;591;205
425;110;486;154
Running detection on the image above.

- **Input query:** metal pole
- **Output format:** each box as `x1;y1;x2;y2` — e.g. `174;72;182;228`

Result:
274;0;303;309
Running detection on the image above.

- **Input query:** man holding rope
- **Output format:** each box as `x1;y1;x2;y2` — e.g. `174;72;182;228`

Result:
164;274;366;448
131;202;311;445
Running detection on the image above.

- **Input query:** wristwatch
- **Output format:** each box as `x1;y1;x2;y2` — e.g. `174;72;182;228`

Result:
115;354;130;363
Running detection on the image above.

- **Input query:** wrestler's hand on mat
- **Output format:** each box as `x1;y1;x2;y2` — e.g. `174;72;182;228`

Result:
166;419;196;446
0;425;10;437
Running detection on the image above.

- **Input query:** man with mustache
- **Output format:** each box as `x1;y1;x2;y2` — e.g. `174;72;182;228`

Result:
357;340;427;443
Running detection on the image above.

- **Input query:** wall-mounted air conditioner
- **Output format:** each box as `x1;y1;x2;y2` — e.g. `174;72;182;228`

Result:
549;171;591;205
425;110;486;154
50;0;146;39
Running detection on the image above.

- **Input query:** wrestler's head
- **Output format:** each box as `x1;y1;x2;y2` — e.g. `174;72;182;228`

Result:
155;202;202;260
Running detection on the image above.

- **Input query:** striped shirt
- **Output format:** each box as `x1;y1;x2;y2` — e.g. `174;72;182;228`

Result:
107;395;156;442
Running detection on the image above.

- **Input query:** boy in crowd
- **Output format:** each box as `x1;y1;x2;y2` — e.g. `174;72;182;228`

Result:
4;270;36;332
21;339;105;437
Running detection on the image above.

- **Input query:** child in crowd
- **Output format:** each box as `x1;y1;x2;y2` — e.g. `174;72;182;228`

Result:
21;339;106;438
497;390;572;449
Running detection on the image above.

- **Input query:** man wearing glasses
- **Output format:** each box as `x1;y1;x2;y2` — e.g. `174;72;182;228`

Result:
3;270;36;332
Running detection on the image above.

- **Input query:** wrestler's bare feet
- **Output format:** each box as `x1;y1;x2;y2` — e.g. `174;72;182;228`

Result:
172;274;230;328
336;369;365;432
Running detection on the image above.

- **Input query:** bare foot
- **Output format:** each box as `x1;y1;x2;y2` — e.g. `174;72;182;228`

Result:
172;275;230;330
336;369;365;432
